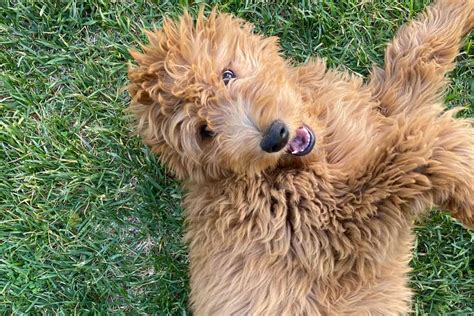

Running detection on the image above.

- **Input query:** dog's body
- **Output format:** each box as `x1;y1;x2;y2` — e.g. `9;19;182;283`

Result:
128;0;473;314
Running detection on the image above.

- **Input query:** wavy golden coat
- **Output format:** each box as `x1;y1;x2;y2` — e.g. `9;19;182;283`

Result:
128;0;473;314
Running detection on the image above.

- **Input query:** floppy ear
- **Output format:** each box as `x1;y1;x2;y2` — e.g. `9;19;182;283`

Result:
127;11;197;114
128;10;226;183
127;7;230;119
127;13;196;180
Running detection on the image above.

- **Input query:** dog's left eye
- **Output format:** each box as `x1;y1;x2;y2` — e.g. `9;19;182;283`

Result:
200;124;216;139
222;69;236;85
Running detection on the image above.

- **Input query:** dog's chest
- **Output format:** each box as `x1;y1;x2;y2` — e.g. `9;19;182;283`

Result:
186;171;344;261
186;169;408;277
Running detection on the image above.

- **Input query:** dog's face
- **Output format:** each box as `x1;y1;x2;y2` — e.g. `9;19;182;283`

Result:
128;10;316;182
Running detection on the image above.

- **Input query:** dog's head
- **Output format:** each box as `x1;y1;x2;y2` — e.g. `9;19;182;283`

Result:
128;9;317;182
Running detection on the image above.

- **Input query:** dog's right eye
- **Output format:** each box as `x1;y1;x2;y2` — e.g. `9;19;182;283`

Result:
222;69;236;85
200;125;216;139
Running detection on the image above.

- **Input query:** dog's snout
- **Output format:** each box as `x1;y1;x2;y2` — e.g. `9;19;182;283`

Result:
260;120;289;153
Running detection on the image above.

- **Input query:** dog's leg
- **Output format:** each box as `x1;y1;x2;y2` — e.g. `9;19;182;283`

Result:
369;0;473;116
362;0;474;227
343;106;473;229
423;112;474;228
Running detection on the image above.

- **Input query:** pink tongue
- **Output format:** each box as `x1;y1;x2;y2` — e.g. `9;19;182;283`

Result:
288;127;309;153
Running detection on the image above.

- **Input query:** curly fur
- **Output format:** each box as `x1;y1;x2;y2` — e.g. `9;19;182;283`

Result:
128;0;473;314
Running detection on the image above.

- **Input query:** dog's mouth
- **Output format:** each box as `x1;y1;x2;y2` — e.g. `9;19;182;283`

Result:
288;125;315;156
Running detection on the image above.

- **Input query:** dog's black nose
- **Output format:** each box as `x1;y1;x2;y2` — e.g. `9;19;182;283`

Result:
260;120;289;153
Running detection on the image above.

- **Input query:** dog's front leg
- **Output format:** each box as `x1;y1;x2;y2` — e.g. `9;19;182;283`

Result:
342;107;473;229
369;0;473;117
364;0;474;227
419;112;474;228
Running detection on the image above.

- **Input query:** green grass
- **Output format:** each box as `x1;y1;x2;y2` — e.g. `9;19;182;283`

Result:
0;0;472;314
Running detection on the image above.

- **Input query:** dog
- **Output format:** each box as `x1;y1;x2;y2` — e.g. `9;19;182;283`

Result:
128;0;473;314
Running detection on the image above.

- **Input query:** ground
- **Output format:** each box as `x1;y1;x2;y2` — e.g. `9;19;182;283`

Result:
0;0;472;314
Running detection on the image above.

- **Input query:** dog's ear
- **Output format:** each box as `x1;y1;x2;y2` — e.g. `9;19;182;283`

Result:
127;8;226;112
127;12;196;114
127;13;199;180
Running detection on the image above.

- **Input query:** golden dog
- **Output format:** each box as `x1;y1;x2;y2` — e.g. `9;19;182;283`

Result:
128;0;473;314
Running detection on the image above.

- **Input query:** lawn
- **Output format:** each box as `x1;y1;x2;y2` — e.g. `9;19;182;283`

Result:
0;0;472;314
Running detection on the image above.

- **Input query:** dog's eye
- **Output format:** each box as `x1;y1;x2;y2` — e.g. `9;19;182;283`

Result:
222;69;236;85
200;124;216;139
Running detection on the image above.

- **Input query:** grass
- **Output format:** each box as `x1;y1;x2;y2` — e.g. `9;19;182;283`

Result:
0;0;472;314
